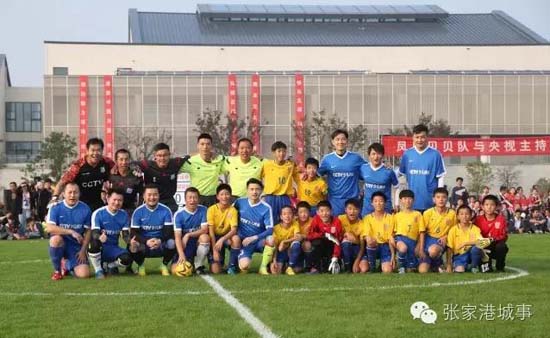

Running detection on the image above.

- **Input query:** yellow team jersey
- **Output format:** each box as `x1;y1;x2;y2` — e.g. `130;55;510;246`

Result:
296;177;327;207
362;213;395;244
393;210;425;241
338;214;364;241
423;207;457;238
298;218;312;237
261;159;297;196
447;224;482;255
273;220;300;246
207;204;238;236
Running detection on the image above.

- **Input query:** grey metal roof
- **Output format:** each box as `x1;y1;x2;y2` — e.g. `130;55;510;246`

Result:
128;5;548;46
0;54;11;86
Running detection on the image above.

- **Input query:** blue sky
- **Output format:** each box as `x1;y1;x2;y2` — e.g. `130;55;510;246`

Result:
1;0;549;86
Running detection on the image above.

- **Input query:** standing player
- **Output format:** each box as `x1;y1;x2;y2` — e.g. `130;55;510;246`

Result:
129;184;175;276
363;192;396;274
46;182;92;280
107;148;143;216
393;190;425;273
295;157;327;216
318;129;365;216
88;189;133;279
474;195;509;272
398;124;446;212
180;133;225;207
234;178;274;275
223;138;263;198
172;187;210;275
53;138;114;211
360;142;398;216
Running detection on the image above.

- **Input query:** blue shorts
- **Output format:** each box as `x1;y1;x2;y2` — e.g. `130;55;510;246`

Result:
420;235;445;264
102;245;128;263
276;250;289;263
328;197;348;216
172;237;199;262
395;235;418;268
370;243;392;263
143;239;172;258
452;247;482;269
238;238;266;260
63;239;88;271
263;195;291;225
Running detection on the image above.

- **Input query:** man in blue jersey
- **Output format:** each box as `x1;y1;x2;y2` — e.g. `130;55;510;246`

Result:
318;129;366;216
398;124;446;212
360;142;399;217
129;184;175;276
172;187;210;275
233;178;275;275
88;189;133;279
46;182;92;280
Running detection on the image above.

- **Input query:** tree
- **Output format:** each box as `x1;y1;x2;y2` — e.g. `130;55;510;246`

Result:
387;112;457;137
466;160;494;195
116;128;172;160
534;178;550;195
495;166;521;189
21;132;77;182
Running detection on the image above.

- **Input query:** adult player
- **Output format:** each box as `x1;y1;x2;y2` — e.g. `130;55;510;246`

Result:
107;148;143;216
398;124;446;212
318;129;366;216
223;138;263;198
46;182;92;280
53;138;114;211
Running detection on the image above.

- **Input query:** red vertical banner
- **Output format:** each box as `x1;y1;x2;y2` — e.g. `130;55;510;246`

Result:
294;73;305;168
78;76;88;157
250;74;261;154
228;74;238;155
103;75;114;159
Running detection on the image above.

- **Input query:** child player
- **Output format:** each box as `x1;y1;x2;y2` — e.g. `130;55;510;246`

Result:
295;157;327;216
393;190;425;273
475;195;509;272
339;199;368;273
446;205;483;273
296;201;313;272
363;192;395;274
307;200;343;274
271;206;302;275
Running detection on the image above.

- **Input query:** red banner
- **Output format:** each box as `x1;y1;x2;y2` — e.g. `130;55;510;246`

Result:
228;74;238;155
103;75;114;159
250;74;260;154
382;135;550;157
294;74;305;168
78;76;88;157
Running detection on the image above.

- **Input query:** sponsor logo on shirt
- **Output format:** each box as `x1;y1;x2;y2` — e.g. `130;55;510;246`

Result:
240;217;260;228
332;172;355;178
365;182;387;190
82;180;104;188
409;169;430;175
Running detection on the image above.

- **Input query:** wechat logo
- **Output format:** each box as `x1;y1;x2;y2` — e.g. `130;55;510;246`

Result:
411;301;438;324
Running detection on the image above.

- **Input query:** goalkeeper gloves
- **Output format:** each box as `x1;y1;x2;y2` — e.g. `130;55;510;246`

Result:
328;257;340;274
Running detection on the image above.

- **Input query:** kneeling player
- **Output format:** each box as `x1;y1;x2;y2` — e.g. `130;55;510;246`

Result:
339;199;368;273
207;184;240;275
363;192;395;274
88;189;133;279
475;195;509;272
446;205;483;273
271;206;302;275
46;182;92;280
172;187;210;275
307;200;343;274
393;190;425;273
129;184;175;276
296;201;313;272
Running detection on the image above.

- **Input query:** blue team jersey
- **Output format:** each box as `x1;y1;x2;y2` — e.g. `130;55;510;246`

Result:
318;151;365;200
234;197;273;238
46;201;92;246
399;147;446;211
131;203;173;239
360;163;399;215
173;205;208;233
91;206;129;247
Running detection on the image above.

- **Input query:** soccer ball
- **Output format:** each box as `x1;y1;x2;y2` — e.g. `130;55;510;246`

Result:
174;261;193;277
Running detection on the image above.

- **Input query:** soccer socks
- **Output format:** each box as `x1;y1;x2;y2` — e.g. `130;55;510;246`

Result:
470;247;482;268
397;251;407;269
341;241;353;265
88;252;103;273
229;248;240;268
49;246;64;272
260;245;274;269
366;246;377;272
194;243;210;269
288;241;301;268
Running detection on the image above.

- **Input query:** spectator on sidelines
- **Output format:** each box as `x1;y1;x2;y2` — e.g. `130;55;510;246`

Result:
4;182;21;217
450;177;469;208
18;182;33;237
33;180;52;222
528;209;547;234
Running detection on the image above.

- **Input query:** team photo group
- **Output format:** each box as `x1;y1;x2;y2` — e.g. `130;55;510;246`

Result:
45;123;509;280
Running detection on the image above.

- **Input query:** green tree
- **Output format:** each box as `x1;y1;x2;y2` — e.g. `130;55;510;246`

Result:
466;160;494;195
495;166;521;189
21;132;77;181
534;178;550;195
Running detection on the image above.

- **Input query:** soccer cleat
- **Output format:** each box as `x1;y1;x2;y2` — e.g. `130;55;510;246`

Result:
51;271;63;281
137;265;146;277
471;267;479;274
95;270;105;279
195;266;207;275
398;267;406;274
285;267;296;275
258;267;269;275
125;266;135;275
160;264;170;276
108;267;120;275
227;266;237;275
60;259;70;277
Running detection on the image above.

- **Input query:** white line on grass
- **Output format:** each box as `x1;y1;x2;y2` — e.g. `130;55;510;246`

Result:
0;259;49;265
201;275;279;338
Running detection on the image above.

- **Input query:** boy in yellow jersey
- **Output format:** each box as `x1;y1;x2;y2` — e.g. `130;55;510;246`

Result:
363;192;396;273
271;206;302;275
446;205;483;273
296;201;313;272
207;184;240;274
296;157;327;216
261;141;298;225
339;199;368;273
223;138;263;198
419;187;457;273
393;190;425;274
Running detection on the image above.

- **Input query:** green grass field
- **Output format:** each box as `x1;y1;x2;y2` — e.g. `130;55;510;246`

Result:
1;234;549;338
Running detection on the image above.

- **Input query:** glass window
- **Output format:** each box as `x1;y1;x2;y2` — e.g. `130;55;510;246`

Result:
5;141;41;163
5;102;41;132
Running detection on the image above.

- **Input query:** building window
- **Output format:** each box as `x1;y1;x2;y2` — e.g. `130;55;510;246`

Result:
53;67;68;75
5;142;41;163
5;102;41;132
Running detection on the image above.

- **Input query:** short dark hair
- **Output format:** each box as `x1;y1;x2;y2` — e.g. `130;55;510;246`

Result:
246;178;263;189
280;205;294;215
271;141;287;152
9;182;17;186
412;124;429;135
371;191;386;202
143;184;160;193
433;187;449;197
63;182;79;191
399;189;415;199
115;148;130;160
152;143;170;153
86;138;104;150
456;177;464;182
317;200;332;210
367;142;385;155
482;194;500;206
499;185;508;192
107;188;125;198
305;157;319;168
237;138;253;148
296;201;311;212
456;205;472;215
185;187;200;198
331;129;348;140
197;133;213;143
344;198;361;209
216;183;232;195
